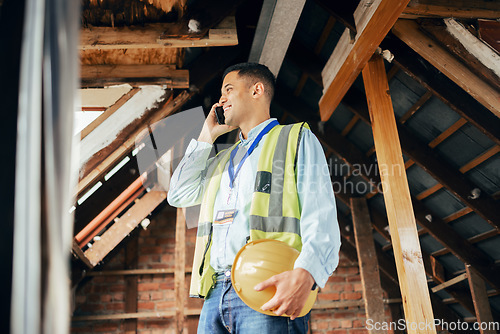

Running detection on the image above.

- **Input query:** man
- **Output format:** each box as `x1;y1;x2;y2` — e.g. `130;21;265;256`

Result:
167;63;340;333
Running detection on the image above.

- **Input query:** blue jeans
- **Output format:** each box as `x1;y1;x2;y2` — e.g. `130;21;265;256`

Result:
197;272;310;333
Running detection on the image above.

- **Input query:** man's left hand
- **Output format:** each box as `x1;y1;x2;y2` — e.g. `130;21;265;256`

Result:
254;268;315;320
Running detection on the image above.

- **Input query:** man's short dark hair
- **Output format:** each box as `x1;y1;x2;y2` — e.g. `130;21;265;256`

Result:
223;62;276;102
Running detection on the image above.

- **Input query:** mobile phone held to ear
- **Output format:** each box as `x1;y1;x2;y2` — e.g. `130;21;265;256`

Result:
215;106;225;125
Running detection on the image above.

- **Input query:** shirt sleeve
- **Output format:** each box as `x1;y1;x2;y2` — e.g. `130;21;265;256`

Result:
293;128;341;288
166;139;214;208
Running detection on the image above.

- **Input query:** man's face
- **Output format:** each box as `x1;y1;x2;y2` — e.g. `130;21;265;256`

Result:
219;71;253;127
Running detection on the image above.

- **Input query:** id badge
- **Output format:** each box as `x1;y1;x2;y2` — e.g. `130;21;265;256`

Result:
214;209;238;225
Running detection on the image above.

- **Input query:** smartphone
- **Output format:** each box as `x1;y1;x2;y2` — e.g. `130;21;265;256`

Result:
215;106;225;125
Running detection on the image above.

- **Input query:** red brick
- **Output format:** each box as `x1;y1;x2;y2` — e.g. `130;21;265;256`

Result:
156;300;176;310
93;322;119;332
353;319;365;328
341;292;362;300
318;293;340;301
341;319;353;328
138;301;156;310
105;302;124;311
349;329;368;334
109;284;126;292
150;291;163;300
138;282;161;292
326;330;347;334
329;276;346;283
346;276;361;282
112;292;124;301
333;311;357;319
100;294;112;303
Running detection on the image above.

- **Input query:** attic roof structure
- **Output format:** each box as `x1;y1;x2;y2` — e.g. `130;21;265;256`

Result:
2;0;500;332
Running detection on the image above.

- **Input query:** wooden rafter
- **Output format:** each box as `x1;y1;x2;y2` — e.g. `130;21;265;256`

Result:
248;0;307;76
81;66;189;89
401;0;500;19
466;265;496;334
381;37;500;147
80;16;238;50
392;19;500;118
77;90;192;197
319;0;411;121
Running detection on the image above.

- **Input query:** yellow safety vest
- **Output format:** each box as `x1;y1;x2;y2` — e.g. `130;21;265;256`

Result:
189;122;309;298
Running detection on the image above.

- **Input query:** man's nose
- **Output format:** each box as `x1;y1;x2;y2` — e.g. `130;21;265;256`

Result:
219;96;227;104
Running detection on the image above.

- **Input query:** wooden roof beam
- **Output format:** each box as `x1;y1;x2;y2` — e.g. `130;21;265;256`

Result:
81;65;189;89
319;0;411;121
392;19;500;118
79;16;238;50
402;0;500;19
248;0;307;76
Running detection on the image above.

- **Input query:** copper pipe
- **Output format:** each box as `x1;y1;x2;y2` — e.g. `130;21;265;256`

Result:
75;172;147;246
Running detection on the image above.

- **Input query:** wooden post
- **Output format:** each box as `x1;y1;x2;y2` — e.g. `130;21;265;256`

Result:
466;265;496;334
175;208;186;334
124;236;138;333
362;53;436;334
351;197;387;334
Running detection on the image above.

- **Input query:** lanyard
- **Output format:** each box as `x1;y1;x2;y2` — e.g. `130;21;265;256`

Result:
228;120;279;190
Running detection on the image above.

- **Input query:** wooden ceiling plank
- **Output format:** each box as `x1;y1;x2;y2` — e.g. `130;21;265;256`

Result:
392;19;500;118
478;20;500;54
466;265;496;334
80;16;238;50
248;0;307;76
84;191;167;267
363;54;436;332
459;146;500;173
399;90;433;124
428;118;467;149
340;115;360;137
319;0;411;121
80;88;140;140
415;183;443;201
313;0;358;33
443;207;474;223
402;0;500;20
81;66;189;89
351;197;387;331
77;90;192;197
381;37;500;147
277;85;500;292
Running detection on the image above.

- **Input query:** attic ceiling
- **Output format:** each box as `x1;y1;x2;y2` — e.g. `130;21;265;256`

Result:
71;0;500;326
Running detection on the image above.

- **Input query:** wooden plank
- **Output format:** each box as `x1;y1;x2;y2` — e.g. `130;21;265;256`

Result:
71;309;202;321
319;0;411;121
402;0;500;19
466;265;496;334
80;88;140;140
72;240;93;269
420;19;500;92
428;118;467;149
399;91;433;124
248;0;307;76
80;16;237;50
76;90;192;197
392;19;500;118
124;236;138;333
175;208;186;334
81;66;189;89
459;146;500;173
479;20;500;54
431;273;467;293
84;191;167;266
382;38;500;147
341;115;360;137
415;183;442;201
443;207;473;223
351;197;386;334
362;54;436;334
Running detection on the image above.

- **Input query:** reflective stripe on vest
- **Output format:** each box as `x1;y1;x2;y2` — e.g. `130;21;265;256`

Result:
189;122;308;298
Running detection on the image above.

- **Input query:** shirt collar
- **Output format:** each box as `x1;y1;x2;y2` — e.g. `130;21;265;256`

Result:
238;118;277;145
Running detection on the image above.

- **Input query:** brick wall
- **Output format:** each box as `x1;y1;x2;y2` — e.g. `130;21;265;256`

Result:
72;205;394;333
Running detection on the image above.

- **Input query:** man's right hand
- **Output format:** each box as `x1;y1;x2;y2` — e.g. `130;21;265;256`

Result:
197;103;237;144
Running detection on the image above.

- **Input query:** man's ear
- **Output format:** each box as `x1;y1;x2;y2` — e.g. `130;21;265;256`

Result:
252;82;265;99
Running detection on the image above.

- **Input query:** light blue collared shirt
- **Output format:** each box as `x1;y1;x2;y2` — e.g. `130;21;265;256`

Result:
167;118;340;288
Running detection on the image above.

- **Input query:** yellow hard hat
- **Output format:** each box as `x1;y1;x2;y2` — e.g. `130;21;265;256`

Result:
231;239;318;317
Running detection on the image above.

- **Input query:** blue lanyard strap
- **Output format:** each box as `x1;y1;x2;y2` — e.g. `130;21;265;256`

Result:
228;120;279;189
